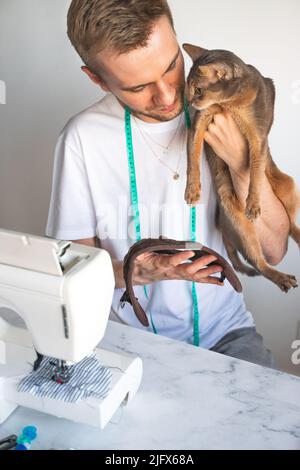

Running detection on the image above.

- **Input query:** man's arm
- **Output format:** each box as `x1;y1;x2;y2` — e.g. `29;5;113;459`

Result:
229;170;289;265
204;111;290;265
71;237;126;288
70;238;226;288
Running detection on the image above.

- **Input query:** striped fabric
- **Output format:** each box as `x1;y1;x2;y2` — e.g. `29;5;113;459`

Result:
18;352;112;403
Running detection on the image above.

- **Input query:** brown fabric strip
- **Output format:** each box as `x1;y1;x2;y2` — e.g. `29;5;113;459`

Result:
120;237;242;327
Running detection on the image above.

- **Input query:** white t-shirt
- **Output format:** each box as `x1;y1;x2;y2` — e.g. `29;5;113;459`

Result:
46;92;254;349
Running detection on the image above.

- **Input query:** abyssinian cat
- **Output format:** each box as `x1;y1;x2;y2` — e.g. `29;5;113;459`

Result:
183;43;300;292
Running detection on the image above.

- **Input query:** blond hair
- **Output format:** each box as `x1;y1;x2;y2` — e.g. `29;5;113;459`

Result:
67;0;174;70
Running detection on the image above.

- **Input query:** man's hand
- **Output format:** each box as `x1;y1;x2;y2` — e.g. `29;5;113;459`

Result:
203;111;249;177
133;251;224;286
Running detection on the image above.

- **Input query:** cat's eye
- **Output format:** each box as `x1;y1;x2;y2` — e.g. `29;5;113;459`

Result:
195;87;202;96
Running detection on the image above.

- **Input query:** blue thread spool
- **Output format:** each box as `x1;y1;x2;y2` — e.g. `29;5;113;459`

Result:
15;443;30;450
17;434;31;444
15;425;37;450
22;426;37;441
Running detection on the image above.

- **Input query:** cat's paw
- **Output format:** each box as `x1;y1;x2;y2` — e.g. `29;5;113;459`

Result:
276;273;298;293
185;183;201;206
245;198;261;220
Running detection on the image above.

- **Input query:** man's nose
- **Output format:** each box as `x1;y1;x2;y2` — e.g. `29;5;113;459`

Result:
153;81;176;108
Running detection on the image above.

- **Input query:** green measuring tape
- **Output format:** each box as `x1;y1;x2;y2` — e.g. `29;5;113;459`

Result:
125;97;200;346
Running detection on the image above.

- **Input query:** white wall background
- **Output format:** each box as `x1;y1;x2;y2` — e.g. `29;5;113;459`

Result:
0;0;299;374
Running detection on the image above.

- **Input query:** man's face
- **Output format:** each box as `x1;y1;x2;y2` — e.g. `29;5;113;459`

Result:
83;16;186;123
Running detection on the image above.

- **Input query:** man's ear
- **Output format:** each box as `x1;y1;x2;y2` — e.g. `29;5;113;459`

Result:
81;66;110;92
182;43;208;62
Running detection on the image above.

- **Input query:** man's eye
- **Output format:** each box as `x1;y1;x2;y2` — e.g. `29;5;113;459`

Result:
168;60;177;71
131;86;146;93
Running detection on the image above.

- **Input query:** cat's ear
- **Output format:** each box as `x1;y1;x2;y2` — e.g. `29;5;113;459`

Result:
201;62;244;81
215;62;244;80
197;65;219;82
232;63;244;78
182;43;208;62
215;63;231;80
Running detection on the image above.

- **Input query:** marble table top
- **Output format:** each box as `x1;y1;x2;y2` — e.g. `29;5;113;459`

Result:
1;320;300;450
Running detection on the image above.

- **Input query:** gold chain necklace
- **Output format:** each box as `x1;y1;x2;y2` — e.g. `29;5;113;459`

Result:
133;113;183;155
133;116;186;180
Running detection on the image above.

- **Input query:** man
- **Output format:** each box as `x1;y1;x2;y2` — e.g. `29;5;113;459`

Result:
46;0;290;368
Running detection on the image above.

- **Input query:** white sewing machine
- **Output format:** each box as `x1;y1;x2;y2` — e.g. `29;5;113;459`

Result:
0;229;142;429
